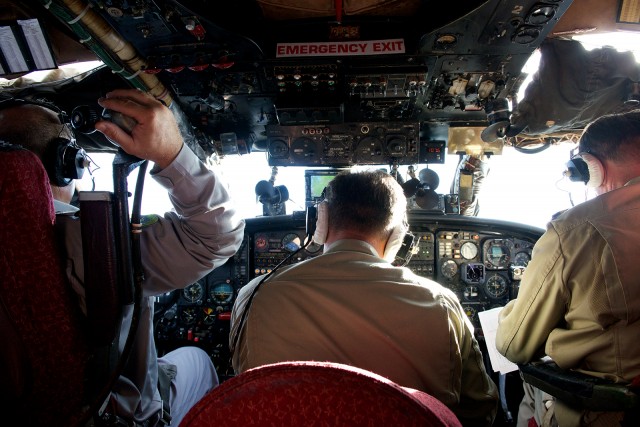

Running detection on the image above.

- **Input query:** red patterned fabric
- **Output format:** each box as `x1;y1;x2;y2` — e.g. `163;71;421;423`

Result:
181;361;462;427
0;149;90;426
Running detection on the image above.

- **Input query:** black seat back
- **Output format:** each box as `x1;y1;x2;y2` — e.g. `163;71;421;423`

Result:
519;360;640;421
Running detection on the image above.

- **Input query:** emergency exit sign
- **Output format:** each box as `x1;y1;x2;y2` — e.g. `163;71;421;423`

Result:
276;39;405;57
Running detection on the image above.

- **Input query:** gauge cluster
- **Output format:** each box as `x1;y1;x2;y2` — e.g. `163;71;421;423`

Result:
252;229;323;278
433;231;535;327
154;251;246;378
153;212;542;378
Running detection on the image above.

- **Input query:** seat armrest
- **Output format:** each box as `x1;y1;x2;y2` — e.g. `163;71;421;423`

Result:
518;360;640;412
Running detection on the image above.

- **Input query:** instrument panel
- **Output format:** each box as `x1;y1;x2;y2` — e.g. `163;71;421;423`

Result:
32;0;575;162
154;212;542;377
431;231;534;325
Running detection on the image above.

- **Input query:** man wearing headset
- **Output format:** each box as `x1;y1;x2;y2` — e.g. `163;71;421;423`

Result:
496;109;640;426
230;169;498;427
0;89;245;426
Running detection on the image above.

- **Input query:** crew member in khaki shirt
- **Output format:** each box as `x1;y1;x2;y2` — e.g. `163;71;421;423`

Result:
496;109;640;427
231;170;498;427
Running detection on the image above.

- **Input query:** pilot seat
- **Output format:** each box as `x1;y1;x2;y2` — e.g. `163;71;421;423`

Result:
0;144;143;426
181;360;462;426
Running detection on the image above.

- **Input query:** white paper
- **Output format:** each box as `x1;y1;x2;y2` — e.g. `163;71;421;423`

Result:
0;26;29;73
478;306;519;374
18;19;56;70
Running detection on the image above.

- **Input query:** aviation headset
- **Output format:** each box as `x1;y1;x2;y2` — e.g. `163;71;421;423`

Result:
312;182;412;264
312;200;409;262
564;152;604;188
0;97;89;186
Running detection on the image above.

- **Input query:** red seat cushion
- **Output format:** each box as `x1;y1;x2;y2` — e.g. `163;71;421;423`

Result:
0;148;90;426
181;361;462;427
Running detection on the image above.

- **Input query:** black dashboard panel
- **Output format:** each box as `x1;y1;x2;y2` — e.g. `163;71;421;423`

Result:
153;212;543;378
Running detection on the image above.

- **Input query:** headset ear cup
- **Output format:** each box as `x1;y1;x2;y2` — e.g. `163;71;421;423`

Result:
383;223;407;262
312;201;329;245
566;153;604;188
62;144;87;181
43;138;70;186
42;138;88;187
579;153;604;188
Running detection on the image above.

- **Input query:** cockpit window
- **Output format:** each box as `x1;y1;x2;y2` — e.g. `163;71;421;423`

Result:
82;142;579;230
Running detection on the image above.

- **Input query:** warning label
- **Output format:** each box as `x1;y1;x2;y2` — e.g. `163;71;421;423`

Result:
276;39;405;58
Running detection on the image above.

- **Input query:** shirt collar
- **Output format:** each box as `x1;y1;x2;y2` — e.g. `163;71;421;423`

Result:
625;176;640;187
323;239;379;257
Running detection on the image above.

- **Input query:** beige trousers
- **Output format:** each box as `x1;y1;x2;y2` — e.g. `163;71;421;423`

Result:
517;382;625;427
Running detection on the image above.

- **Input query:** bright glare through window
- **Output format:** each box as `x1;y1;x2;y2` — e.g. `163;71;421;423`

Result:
81;143;581;231
22;33;640;231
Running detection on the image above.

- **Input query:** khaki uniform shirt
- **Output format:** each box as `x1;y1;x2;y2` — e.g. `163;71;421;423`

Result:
231;239;498;426
496;177;640;424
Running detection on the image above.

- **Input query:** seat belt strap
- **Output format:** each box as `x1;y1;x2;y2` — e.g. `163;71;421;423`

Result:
157;363;177;425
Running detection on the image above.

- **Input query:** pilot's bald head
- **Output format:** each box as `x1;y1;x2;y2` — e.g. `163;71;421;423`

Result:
0;104;70;160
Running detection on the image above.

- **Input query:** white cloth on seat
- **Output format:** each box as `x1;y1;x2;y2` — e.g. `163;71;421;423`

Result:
158;346;218;427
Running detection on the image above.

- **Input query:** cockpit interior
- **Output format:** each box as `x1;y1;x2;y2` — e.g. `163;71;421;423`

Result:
2;0;640;425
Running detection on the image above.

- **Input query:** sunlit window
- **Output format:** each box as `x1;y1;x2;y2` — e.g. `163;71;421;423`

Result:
19;33;640;230
80;144;584;231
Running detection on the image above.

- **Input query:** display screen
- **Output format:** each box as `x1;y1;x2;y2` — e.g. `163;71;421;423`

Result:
305;169;345;206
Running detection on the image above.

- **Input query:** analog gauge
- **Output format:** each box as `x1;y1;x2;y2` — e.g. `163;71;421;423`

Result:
441;259;458;279
485;274;508;299
513;251;531;267
182;282;204;303
267;138;289;159
282;233;301;252
210;282;234;304
386;137;406;157
484;240;511;269
463;286;479;299
460;242;478;260
162;304;177;321
528;5;556;24
463;263;485;284
180;307;197;325
354;136;385;163
306;241;323;254
290;137;320;164
463;305;477;321
255;235;268;251
202;307;216;325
